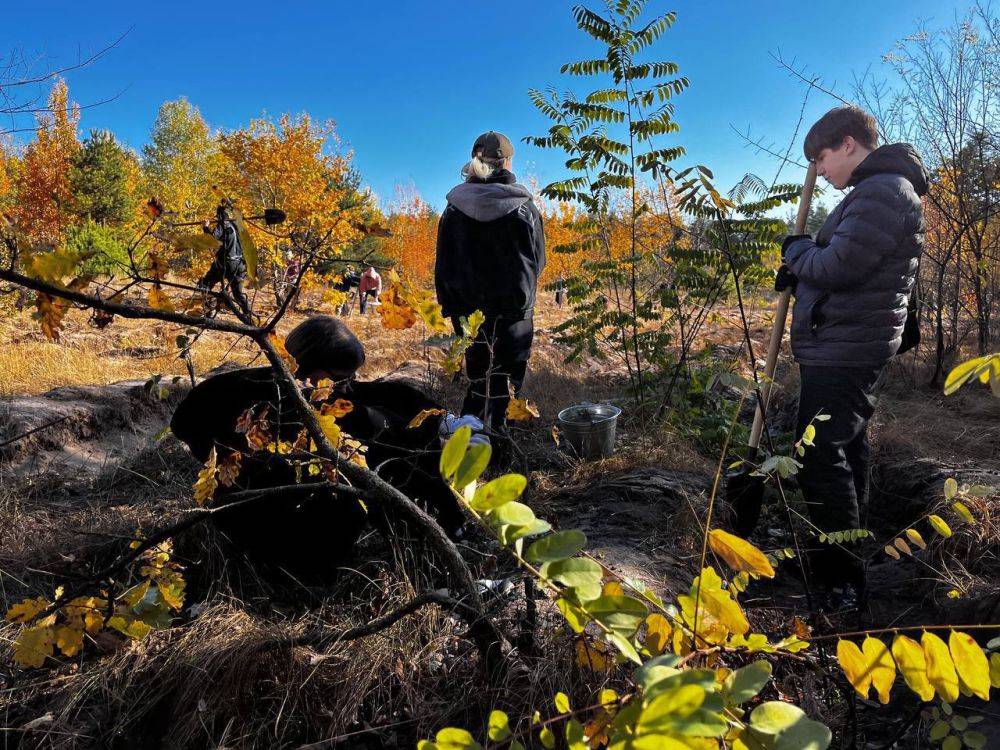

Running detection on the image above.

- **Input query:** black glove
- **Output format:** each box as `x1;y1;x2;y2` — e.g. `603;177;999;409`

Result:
775;264;798;292
781;233;812;260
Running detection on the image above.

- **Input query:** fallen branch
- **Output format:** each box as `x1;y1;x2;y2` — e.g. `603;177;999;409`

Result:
0;415;72;451
260;591;483;653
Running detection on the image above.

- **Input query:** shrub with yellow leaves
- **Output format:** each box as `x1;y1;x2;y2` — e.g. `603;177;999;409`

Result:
4;541;185;669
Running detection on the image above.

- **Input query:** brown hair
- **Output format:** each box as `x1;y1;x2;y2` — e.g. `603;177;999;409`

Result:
803;106;878;161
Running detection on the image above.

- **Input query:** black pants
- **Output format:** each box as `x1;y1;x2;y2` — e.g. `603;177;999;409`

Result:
200;261;251;316
360;289;377;313
796;364;883;586
453;316;534;431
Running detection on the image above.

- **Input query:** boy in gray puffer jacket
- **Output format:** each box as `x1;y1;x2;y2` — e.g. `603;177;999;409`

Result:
777;106;928;608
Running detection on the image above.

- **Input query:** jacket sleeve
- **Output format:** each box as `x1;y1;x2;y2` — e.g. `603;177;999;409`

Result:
530;202;546;277
784;179;906;291
434;207;455;312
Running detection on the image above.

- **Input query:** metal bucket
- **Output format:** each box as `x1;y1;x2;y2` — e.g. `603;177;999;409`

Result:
557;403;622;460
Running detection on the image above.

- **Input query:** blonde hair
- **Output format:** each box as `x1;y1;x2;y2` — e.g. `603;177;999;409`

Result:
462;154;507;181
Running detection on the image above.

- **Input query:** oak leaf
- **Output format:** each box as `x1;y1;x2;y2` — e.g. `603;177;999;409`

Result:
193;447;219;507
506;396;540;421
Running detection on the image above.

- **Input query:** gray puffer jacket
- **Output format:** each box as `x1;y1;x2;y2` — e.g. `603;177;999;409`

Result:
784;143;929;367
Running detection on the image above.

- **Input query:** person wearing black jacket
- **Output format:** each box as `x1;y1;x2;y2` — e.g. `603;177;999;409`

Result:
170;315;463;582
198;203;252;316
434;131;545;432
776;106;928;610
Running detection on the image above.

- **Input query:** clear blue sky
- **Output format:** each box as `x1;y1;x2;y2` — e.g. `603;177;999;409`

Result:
5;0;969;211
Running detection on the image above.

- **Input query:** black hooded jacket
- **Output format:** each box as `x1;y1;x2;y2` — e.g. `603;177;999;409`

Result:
784;143;929;367
435;170;546;320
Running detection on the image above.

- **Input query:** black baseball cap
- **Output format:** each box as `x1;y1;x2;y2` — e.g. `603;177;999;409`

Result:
472;131;514;159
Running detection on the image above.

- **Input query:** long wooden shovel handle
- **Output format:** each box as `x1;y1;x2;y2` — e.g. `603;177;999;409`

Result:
747;162;818;451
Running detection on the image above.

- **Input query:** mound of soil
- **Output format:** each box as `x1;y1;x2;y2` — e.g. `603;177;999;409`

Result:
0;378;190;481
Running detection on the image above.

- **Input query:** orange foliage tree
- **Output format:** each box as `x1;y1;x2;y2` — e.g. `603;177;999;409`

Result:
219;114;362;240
379;183;439;285
12;80;80;245
218;113;379;299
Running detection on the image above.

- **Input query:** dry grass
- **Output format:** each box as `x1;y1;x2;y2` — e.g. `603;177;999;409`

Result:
0;294;605;404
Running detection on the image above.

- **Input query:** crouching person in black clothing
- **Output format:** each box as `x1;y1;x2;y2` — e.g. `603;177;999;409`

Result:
435;131;545;434
170;315;464;583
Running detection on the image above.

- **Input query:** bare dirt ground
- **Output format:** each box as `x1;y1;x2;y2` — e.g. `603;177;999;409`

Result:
1;292;998;748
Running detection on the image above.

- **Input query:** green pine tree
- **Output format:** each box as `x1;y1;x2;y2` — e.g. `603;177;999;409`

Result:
70;130;136;225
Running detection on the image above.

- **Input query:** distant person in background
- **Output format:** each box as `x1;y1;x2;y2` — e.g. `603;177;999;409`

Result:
198;203;251;316
282;251;302;310
359;265;382;314
335;265;361;316
555;277;567;307
435;130;545;435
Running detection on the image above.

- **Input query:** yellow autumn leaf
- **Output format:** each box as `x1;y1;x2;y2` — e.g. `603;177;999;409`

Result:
377;286;417;330
408;408;446;429
949;631;991;701
944;477;959;500
193;447;218;507
905;528;927;550
593;578;622;598
686;567;750;637
310;378;334;402
66;596;106;634
506;396;540;421
928;515;953;538
441;336;472;377
951;501;975;525
645;613;672;656
121;580;151;608
943;353;1000;395
990;653;1000;688
147;284;174;312
837;639;873;699
708;529;775;578
414;298;451;334
863;636;896;704
465;309;486;339
322;399;354;418
107;615;152;640
158;581;185;611
923;631;960;703
892;634;935;701
54;624;85;656
13;624;55;668
317;412;342;449
576;637;613;672
6;596;50;624
268;333;297;370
